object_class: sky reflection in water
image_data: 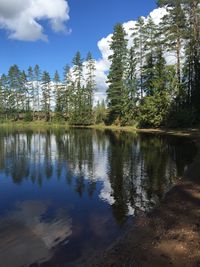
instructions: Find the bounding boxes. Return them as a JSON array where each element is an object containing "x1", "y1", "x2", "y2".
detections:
[{"x1": 0, "y1": 129, "x2": 197, "y2": 266}]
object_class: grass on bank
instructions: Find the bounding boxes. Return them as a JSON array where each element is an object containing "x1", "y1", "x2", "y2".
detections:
[
  {"x1": 0, "y1": 120, "x2": 200, "y2": 140},
  {"x1": 0, "y1": 120, "x2": 70, "y2": 131}
]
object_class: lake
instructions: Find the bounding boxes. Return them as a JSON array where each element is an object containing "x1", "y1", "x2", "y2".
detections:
[{"x1": 0, "y1": 128, "x2": 197, "y2": 267}]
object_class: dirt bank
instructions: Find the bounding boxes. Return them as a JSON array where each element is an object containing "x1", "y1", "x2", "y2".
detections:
[{"x1": 96, "y1": 181, "x2": 200, "y2": 267}]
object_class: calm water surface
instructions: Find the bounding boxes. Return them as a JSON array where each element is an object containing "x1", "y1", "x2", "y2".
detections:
[{"x1": 0, "y1": 128, "x2": 197, "y2": 267}]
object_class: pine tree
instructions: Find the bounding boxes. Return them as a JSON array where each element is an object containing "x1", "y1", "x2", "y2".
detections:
[
  {"x1": 122, "y1": 46, "x2": 138, "y2": 125},
  {"x1": 71, "y1": 51, "x2": 84, "y2": 124},
  {"x1": 54, "y1": 70, "x2": 63, "y2": 121},
  {"x1": 63, "y1": 65, "x2": 74, "y2": 121},
  {"x1": 21, "y1": 71, "x2": 28, "y2": 112},
  {"x1": 27, "y1": 66, "x2": 35, "y2": 115},
  {"x1": 183, "y1": 0, "x2": 200, "y2": 115},
  {"x1": 21, "y1": 71, "x2": 33, "y2": 121},
  {"x1": 152, "y1": 47, "x2": 167, "y2": 92},
  {"x1": 85, "y1": 52, "x2": 96, "y2": 124},
  {"x1": 142, "y1": 17, "x2": 159, "y2": 96},
  {"x1": 140, "y1": 45, "x2": 171, "y2": 127},
  {"x1": 1, "y1": 74, "x2": 9, "y2": 119},
  {"x1": 34, "y1": 64, "x2": 41, "y2": 114},
  {"x1": 132, "y1": 17, "x2": 147, "y2": 100},
  {"x1": 158, "y1": 0, "x2": 186, "y2": 106},
  {"x1": 41, "y1": 71, "x2": 51, "y2": 122},
  {"x1": 107, "y1": 23, "x2": 128, "y2": 125},
  {"x1": 8, "y1": 65, "x2": 24, "y2": 120}
]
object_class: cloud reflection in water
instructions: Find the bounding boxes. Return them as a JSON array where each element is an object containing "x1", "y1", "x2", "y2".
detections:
[{"x1": 0, "y1": 200, "x2": 72, "y2": 267}]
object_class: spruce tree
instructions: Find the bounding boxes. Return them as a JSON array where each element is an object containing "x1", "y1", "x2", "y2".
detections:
[
  {"x1": 123, "y1": 46, "x2": 138, "y2": 125},
  {"x1": 85, "y1": 52, "x2": 96, "y2": 124},
  {"x1": 107, "y1": 23, "x2": 128, "y2": 125},
  {"x1": 54, "y1": 70, "x2": 63, "y2": 121},
  {"x1": 72, "y1": 51, "x2": 84, "y2": 124}
]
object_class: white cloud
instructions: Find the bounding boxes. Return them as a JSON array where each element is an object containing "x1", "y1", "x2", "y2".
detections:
[
  {"x1": 149, "y1": 7, "x2": 167, "y2": 24},
  {"x1": 0, "y1": 0, "x2": 70, "y2": 41}
]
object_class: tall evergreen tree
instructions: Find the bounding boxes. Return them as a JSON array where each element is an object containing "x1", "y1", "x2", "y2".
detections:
[
  {"x1": 142, "y1": 17, "x2": 159, "y2": 96},
  {"x1": 85, "y1": 52, "x2": 96, "y2": 124},
  {"x1": 1, "y1": 74, "x2": 9, "y2": 119},
  {"x1": 21, "y1": 71, "x2": 28, "y2": 112},
  {"x1": 71, "y1": 51, "x2": 84, "y2": 124},
  {"x1": 34, "y1": 64, "x2": 41, "y2": 113},
  {"x1": 107, "y1": 23, "x2": 128, "y2": 125},
  {"x1": 54, "y1": 70, "x2": 63, "y2": 120},
  {"x1": 41, "y1": 71, "x2": 51, "y2": 122},
  {"x1": 8, "y1": 65, "x2": 24, "y2": 119},
  {"x1": 63, "y1": 65, "x2": 74, "y2": 121},
  {"x1": 132, "y1": 17, "x2": 147, "y2": 100},
  {"x1": 140, "y1": 45, "x2": 172, "y2": 127},
  {"x1": 183, "y1": 0, "x2": 200, "y2": 115},
  {"x1": 27, "y1": 66, "x2": 35, "y2": 114},
  {"x1": 158, "y1": 0, "x2": 186, "y2": 106},
  {"x1": 123, "y1": 46, "x2": 138, "y2": 125}
]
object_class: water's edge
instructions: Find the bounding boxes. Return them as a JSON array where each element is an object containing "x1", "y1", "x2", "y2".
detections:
[{"x1": 96, "y1": 134, "x2": 200, "y2": 267}]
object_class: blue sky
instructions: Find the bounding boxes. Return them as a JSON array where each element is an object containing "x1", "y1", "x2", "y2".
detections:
[{"x1": 0, "y1": 0, "x2": 156, "y2": 77}]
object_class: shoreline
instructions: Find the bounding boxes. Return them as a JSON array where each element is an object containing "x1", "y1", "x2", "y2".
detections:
[
  {"x1": 0, "y1": 121, "x2": 200, "y2": 137},
  {"x1": 96, "y1": 180, "x2": 200, "y2": 267},
  {"x1": 95, "y1": 132, "x2": 200, "y2": 267}
]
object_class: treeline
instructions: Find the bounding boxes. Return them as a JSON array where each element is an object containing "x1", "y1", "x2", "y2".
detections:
[
  {"x1": 107, "y1": 0, "x2": 200, "y2": 127},
  {"x1": 0, "y1": 52, "x2": 98, "y2": 125},
  {"x1": 1, "y1": 0, "x2": 200, "y2": 127}
]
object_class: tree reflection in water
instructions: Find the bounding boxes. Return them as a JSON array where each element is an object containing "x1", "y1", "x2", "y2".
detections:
[
  {"x1": 0, "y1": 129, "x2": 196, "y2": 223},
  {"x1": 0, "y1": 128, "x2": 197, "y2": 266}
]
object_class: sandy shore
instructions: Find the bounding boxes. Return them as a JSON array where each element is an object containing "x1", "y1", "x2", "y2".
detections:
[{"x1": 96, "y1": 181, "x2": 200, "y2": 267}]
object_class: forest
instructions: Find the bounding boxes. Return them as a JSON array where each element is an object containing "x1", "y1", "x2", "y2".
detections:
[{"x1": 0, "y1": 0, "x2": 200, "y2": 128}]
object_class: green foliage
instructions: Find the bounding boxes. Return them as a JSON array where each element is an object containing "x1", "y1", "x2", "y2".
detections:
[
  {"x1": 41, "y1": 71, "x2": 51, "y2": 122},
  {"x1": 24, "y1": 111, "x2": 33, "y2": 122},
  {"x1": 94, "y1": 100, "x2": 107, "y2": 124},
  {"x1": 139, "y1": 92, "x2": 171, "y2": 127},
  {"x1": 54, "y1": 70, "x2": 64, "y2": 121},
  {"x1": 69, "y1": 51, "x2": 95, "y2": 125},
  {"x1": 107, "y1": 23, "x2": 128, "y2": 125}
]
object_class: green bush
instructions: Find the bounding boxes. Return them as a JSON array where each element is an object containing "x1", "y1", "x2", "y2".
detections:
[
  {"x1": 139, "y1": 92, "x2": 171, "y2": 128},
  {"x1": 24, "y1": 111, "x2": 33, "y2": 122}
]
